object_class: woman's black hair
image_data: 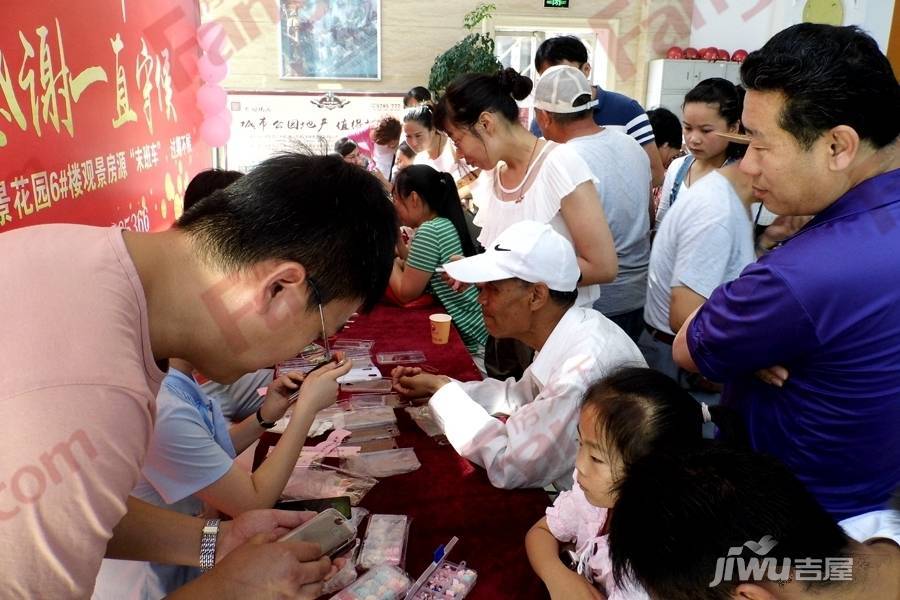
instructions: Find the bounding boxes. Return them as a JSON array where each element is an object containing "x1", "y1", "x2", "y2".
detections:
[
  {"x1": 403, "y1": 86, "x2": 432, "y2": 108},
  {"x1": 581, "y1": 367, "x2": 747, "y2": 488},
  {"x1": 334, "y1": 137, "x2": 358, "y2": 157},
  {"x1": 434, "y1": 67, "x2": 533, "y2": 132},
  {"x1": 393, "y1": 165, "x2": 476, "y2": 257},
  {"x1": 403, "y1": 104, "x2": 435, "y2": 131},
  {"x1": 683, "y1": 77, "x2": 747, "y2": 160}
]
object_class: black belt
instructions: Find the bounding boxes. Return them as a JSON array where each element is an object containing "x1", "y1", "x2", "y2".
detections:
[{"x1": 644, "y1": 322, "x2": 675, "y2": 345}]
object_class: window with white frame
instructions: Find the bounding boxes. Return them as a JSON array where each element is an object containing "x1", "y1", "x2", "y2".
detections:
[{"x1": 494, "y1": 28, "x2": 610, "y2": 92}]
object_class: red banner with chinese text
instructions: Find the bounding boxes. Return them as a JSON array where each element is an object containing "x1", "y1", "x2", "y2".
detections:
[{"x1": 0, "y1": 0, "x2": 211, "y2": 233}]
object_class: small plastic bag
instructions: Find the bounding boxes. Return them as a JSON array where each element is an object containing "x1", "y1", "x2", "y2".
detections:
[
  {"x1": 342, "y1": 447, "x2": 421, "y2": 478},
  {"x1": 359, "y1": 514, "x2": 411, "y2": 570},
  {"x1": 376, "y1": 350, "x2": 427, "y2": 364},
  {"x1": 281, "y1": 461, "x2": 378, "y2": 506},
  {"x1": 333, "y1": 338, "x2": 376, "y2": 351},
  {"x1": 341, "y1": 378, "x2": 394, "y2": 393},
  {"x1": 345, "y1": 424, "x2": 400, "y2": 444},
  {"x1": 347, "y1": 394, "x2": 387, "y2": 409},
  {"x1": 321, "y1": 539, "x2": 361, "y2": 596},
  {"x1": 334, "y1": 406, "x2": 398, "y2": 430},
  {"x1": 349, "y1": 506, "x2": 370, "y2": 530},
  {"x1": 405, "y1": 405, "x2": 445, "y2": 439},
  {"x1": 410, "y1": 561, "x2": 478, "y2": 599},
  {"x1": 330, "y1": 564, "x2": 412, "y2": 600}
]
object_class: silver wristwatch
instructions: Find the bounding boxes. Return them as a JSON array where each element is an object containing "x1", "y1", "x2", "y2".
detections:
[{"x1": 199, "y1": 518, "x2": 220, "y2": 572}]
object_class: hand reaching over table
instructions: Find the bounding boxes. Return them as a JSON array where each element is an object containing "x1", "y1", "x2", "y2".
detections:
[
  {"x1": 391, "y1": 365, "x2": 451, "y2": 398},
  {"x1": 257, "y1": 371, "x2": 305, "y2": 423},
  {"x1": 298, "y1": 352, "x2": 353, "y2": 412}
]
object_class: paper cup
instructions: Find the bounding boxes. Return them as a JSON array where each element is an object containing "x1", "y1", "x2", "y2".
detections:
[{"x1": 429, "y1": 313, "x2": 452, "y2": 344}]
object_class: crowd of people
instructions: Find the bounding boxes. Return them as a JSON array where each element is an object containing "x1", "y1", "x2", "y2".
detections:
[{"x1": 1, "y1": 22, "x2": 898, "y2": 600}]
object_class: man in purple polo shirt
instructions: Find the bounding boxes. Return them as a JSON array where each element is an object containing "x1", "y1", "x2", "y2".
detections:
[{"x1": 673, "y1": 24, "x2": 900, "y2": 524}]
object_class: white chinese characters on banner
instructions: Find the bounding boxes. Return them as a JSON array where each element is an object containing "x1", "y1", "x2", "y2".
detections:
[{"x1": 225, "y1": 92, "x2": 405, "y2": 173}]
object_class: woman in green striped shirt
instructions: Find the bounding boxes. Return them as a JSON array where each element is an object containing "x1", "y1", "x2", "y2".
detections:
[{"x1": 389, "y1": 165, "x2": 488, "y2": 371}]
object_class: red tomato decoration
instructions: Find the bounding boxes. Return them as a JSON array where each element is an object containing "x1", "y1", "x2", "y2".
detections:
[
  {"x1": 684, "y1": 47, "x2": 699, "y2": 59},
  {"x1": 701, "y1": 47, "x2": 719, "y2": 61},
  {"x1": 666, "y1": 46, "x2": 684, "y2": 59},
  {"x1": 732, "y1": 49, "x2": 749, "y2": 62},
  {"x1": 717, "y1": 48, "x2": 731, "y2": 61}
]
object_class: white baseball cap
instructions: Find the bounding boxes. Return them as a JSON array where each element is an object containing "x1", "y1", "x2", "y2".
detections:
[
  {"x1": 533, "y1": 64, "x2": 598, "y2": 114},
  {"x1": 443, "y1": 221, "x2": 580, "y2": 291}
]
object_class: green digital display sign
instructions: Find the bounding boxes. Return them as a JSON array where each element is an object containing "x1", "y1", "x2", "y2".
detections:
[{"x1": 544, "y1": 0, "x2": 570, "y2": 7}]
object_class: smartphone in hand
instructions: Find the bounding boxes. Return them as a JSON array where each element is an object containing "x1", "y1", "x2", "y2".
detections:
[{"x1": 277, "y1": 508, "x2": 356, "y2": 558}]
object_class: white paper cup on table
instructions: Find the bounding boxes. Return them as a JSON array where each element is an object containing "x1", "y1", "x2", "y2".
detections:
[{"x1": 429, "y1": 313, "x2": 452, "y2": 345}]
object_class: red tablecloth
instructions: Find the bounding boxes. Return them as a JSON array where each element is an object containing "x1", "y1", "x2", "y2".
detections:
[{"x1": 258, "y1": 303, "x2": 550, "y2": 599}]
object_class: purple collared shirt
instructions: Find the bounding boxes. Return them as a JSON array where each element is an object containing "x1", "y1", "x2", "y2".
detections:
[{"x1": 687, "y1": 168, "x2": 900, "y2": 521}]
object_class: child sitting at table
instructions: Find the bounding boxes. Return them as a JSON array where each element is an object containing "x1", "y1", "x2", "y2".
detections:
[
  {"x1": 389, "y1": 165, "x2": 488, "y2": 370},
  {"x1": 93, "y1": 355, "x2": 351, "y2": 599},
  {"x1": 525, "y1": 367, "x2": 733, "y2": 600}
]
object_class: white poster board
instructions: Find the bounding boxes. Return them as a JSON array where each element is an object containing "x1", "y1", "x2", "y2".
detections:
[{"x1": 225, "y1": 92, "x2": 404, "y2": 173}]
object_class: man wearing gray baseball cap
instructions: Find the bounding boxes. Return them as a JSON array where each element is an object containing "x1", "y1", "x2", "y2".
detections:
[{"x1": 392, "y1": 221, "x2": 645, "y2": 489}]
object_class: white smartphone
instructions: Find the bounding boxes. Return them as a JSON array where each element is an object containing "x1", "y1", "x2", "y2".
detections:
[{"x1": 278, "y1": 508, "x2": 357, "y2": 557}]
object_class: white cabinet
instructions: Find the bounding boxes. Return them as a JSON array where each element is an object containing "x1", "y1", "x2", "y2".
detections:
[{"x1": 646, "y1": 59, "x2": 742, "y2": 119}]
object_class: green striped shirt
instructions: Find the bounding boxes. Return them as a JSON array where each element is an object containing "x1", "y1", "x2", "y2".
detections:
[{"x1": 406, "y1": 217, "x2": 488, "y2": 352}]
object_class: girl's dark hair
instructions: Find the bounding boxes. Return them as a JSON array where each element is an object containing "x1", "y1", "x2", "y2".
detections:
[
  {"x1": 403, "y1": 104, "x2": 435, "y2": 131},
  {"x1": 581, "y1": 367, "x2": 747, "y2": 487},
  {"x1": 373, "y1": 116, "x2": 402, "y2": 146},
  {"x1": 334, "y1": 137, "x2": 358, "y2": 157},
  {"x1": 393, "y1": 165, "x2": 476, "y2": 257},
  {"x1": 684, "y1": 77, "x2": 747, "y2": 160},
  {"x1": 397, "y1": 141, "x2": 416, "y2": 160},
  {"x1": 434, "y1": 67, "x2": 533, "y2": 131},
  {"x1": 403, "y1": 86, "x2": 432, "y2": 107}
]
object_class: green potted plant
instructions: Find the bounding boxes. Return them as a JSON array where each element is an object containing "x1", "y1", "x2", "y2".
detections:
[{"x1": 428, "y1": 3, "x2": 502, "y2": 95}]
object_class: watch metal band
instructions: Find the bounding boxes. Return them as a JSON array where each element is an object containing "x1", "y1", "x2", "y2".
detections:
[{"x1": 200, "y1": 518, "x2": 220, "y2": 572}]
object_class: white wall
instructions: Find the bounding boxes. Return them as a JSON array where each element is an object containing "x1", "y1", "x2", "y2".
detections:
[{"x1": 690, "y1": 0, "x2": 895, "y2": 54}]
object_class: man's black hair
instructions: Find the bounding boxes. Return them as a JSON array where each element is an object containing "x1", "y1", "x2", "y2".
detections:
[
  {"x1": 177, "y1": 152, "x2": 397, "y2": 312},
  {"x1": 534, "y1": 35, "x2": 588, "y2": 71},
  {"x1": 741, "y1": 23, "x2": 900, "y2": 150},
  {"x1": 183, "y1": 169, "x2": 244, "y2": 213},
  {"x1": 647, "y1": 107, "x2": 682, "y2": 150}
]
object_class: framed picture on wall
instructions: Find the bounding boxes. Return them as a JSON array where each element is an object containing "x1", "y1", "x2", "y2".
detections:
[{"x1": 279, "y1": 0, "x2": 381, "y2": 80}]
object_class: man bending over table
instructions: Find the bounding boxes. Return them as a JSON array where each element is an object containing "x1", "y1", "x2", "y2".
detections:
[
  {"x1": 392, "y1": 221, "x2": 645, "y2": 489},
  {"x1": 0, "y1": 153, "x2": 397, "y2": 599}
]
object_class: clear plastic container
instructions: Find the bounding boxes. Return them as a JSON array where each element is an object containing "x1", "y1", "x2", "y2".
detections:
[
  {"x1": 330, "y1": 563, "x2": 412, "y2": 600},
  {"x1": 359, "y1": 514, "x2": 410, "y2": 570}
]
